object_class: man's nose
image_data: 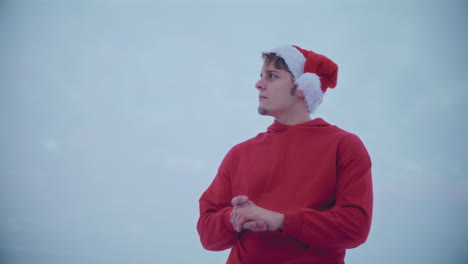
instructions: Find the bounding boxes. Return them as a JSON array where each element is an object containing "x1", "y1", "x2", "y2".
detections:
[{"x1": 255, "y1": 79, "x2": 265, "y2": 90}]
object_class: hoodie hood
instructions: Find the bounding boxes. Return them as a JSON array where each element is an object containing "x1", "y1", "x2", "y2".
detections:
[{"x1": 267, "y1": 118, "x2": 332, "y2": 134}]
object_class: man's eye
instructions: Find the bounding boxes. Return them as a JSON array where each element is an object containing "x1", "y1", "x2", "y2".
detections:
[{"x1": 269, "y1": 73, "x2": 276, "y2": 79}]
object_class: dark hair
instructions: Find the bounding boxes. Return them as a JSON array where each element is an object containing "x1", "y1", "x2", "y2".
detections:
[{"x1": 262, "y1": 52, "x2": 293, "y2": 76}]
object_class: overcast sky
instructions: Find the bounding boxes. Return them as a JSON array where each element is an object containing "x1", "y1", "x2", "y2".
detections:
[{"x1": 1, "y1": 0, "x2": 467, "y2": 263}]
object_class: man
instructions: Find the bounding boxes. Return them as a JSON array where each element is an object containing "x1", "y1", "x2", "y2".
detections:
[{"x1": 197, "y1": 45, "x2": 373, "y2": 264}]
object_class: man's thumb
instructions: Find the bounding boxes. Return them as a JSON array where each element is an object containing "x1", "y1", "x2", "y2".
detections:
[{"x1": 231, "y1": 195, "x2": 249, "y2": 206}]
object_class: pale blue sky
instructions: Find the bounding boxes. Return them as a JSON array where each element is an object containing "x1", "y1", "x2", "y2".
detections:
[{"x1": 1, "y1": 0, "x2": 467, "y2": 263}]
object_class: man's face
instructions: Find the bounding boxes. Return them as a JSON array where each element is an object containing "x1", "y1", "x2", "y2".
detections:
[{"x1": 255, "y1": 61, "x2": 298, "y2": 118}]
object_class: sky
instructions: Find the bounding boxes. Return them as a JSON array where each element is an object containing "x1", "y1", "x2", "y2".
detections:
[{"x1": 0, "y1": 0, "x2": 467, "y2": 263}]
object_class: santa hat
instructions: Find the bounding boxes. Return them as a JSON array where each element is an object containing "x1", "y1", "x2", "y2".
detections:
[{"x1": 265, "y1": 45, "x2": 338, "y2": 114}]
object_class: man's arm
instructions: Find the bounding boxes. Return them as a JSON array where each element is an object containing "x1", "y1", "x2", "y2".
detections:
[
  {"x1": 279, "y1": 149, "x2": 372, "y2": 250},
  {"x1": 231, "y1": 134, "x2": 373, "y2": 250},
  {"x1": 197, "y1": 149, "x2": 239, "y2": 251}
]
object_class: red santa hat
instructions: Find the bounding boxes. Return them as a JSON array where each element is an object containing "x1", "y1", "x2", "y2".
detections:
[{"x1": 265, "y1": 45, "x2": 338, "y2": 114}]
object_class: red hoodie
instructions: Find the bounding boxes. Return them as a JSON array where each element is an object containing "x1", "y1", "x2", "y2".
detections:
[{"x1": 197, "y1": 118, "x2": 373, "y2": 264}]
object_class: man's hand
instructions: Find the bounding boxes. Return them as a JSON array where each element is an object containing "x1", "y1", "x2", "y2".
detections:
[
  {"x1": 230, "y1": 195, "x2": 284, "y2": 232},
  {"x1": 231, "y1": 195, "x2": 267, "y2": 231}
]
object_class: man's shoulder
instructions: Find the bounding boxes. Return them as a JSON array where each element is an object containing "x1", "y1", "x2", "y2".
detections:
[
  {"x1": 230, "y1": 132, "x2": 267, "y2": 151},
  {"x1": 322, "y1": 121, "x2": 364, "y2": 141},
  {"x1": 219, "y1": 133, "x2": 266, "y2": 162},
  {"x1": 329, "y1": 125, "x2": 370, "y2": 159}
]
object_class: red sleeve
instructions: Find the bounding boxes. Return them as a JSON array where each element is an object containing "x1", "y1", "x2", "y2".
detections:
[
  {"x1": 197, "y1": 148, "x2": 238, "y2": 251},
  {"x1": 279, "y1": 134, "x2": 373, "y2": 250}
]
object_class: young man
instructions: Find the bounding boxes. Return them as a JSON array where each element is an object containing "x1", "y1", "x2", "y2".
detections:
[{"x1": 197, "y1": 45, "x2": 373, "y2": 264}]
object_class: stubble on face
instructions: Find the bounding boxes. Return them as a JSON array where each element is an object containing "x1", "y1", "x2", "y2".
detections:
[
  {"x1": 289, "y1": 85, "x2": 297, "y2": 96},
  {"x1": 258, "y1": 106, "x2": 269, "y2": 115}
]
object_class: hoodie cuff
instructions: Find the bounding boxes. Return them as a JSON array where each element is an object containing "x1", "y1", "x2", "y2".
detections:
[
  {"x1": 278, "y1": 210, "x2": 303, "y2": 238},
  {"x1": 223, "y1": 207, "x2": 236, "y2": 233}
]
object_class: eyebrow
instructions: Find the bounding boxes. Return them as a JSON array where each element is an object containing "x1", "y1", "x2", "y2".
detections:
[{"x1": 260, "y1": 70, "x2": 280, "y2": 76}]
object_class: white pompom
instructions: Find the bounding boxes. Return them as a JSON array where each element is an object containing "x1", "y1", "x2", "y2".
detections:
[{"x1": 295, "y1": 73, "x2": 323, "y2": 114}]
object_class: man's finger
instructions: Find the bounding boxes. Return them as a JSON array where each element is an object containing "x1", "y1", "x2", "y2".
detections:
[
  {"x1": 235, "y1": 214, "x2": 245, "y2": 232},
  {"x1": 231, "y1": 195, "x2": 249, "y2": 206},
  {"x1": 243, "y1": 220, "x2": 267, "y2": 232},
  {"x1": 230, "y1": 208, "x2": 235, "y2": 225}
]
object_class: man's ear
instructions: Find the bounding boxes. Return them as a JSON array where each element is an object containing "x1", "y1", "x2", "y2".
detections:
[{"x1": 296, "y1": 87, "x2": 305, "y2": 99}]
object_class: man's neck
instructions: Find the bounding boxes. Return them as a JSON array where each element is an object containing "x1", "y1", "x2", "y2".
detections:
[{"x1": 275, "y1": 113, "x2": 311, "y2": 126}]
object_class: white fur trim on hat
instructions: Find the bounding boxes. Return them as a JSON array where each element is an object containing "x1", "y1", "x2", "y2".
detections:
[
  {"x1": 267, "y1": 45, "x2": 305, "y2": 80},
  {"x1": 295, "y1": 73, "x2": 323, "y2": 114}
]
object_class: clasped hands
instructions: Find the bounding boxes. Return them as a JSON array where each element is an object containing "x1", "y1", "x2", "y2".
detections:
[{"x1": 229, "y1": 195, "x2": 284, "y2": 232}]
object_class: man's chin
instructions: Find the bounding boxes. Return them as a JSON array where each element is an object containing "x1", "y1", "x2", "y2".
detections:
[{"x1": 258, "y1": 106, "x2": 269, "y2": 115}]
